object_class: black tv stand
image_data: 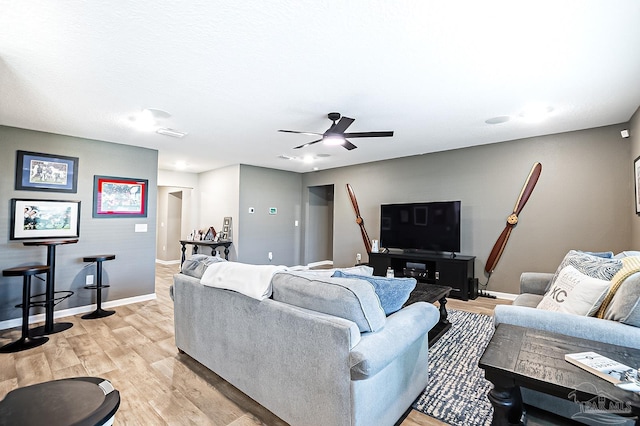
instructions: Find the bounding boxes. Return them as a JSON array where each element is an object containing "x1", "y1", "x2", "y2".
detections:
[{"x1": 368, "y1": 251, "x2": 476, "y2": 300}]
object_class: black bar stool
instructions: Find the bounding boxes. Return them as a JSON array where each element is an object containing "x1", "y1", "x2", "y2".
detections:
[
  {"x1": 1, "y1": 265, "x2": 50, "y2": 353},
  {"x1": 82, "y1": 255, "x2": 116, "y2": 319}
]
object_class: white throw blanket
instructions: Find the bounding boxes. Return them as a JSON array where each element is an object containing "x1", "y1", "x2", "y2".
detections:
[{"x1": 200, "y1": 262, "x2": 288, "y2": 300}]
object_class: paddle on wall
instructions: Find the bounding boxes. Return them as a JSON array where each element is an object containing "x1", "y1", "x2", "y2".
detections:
[
  {"x1": 485, "y1": 162, "x2": 542, "y2": 275},
  {"x1": 346, "y1": 184, "x2": 372, "y2": 254}
]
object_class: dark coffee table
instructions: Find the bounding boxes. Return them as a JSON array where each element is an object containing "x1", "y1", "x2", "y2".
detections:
[
  {"x1": 403, "y1": 283, "x2": 452, "y2": 345},
  {"x1": 479, "y1": 324, "x2": 640, "y2": 425}
]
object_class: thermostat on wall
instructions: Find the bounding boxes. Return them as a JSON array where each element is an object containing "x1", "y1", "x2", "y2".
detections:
[{"x1": 269, "y1": 207, "x2": 277, "y2": 215}]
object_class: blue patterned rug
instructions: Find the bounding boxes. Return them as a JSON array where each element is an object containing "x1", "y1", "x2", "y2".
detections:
[{"x1": 413, "y1": 309, "x2": 495, "y2": 426}]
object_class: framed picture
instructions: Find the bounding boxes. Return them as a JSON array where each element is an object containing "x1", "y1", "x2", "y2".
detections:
[
  {"x1": 15, "y1": 150, "x2": 79, "y2": 193},
  {"x1": 93, "y1": 175, "x2": 148, "y2": 218},
  {"x1": 10, "y1": 199, "x2": 81, "y2": 240},
  {"x1": 634, "y1": 156, "x2": 640, "y2": 215}
]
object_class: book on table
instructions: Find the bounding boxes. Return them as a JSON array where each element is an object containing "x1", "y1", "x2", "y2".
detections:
[{"x1": 565, "y1": 351, "x2": 640, "y2": 393}]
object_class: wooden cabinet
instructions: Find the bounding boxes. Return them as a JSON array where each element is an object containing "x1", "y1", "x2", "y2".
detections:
[{"x1": 368, "y1": 251, "x2": 476, "y2": 300}]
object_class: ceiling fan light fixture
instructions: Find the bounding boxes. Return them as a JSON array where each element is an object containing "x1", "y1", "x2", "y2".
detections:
[{"x1": 323, "y1": 135, "x2": 345, "y2": 146}]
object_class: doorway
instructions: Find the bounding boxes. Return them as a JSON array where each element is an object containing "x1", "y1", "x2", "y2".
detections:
[{"x1": 305, "y1": 185, "x2": 334, "y2": 265}]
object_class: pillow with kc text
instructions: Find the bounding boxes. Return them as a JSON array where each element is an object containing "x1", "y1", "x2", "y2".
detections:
[{"x1": 536, "y1": 265, "x2": 611, "y2": 316}]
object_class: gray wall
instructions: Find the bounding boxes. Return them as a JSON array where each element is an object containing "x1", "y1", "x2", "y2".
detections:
[
  {"x1": 302, "y1": 124, "x2": 632, "y2": 294},
  {"x1": 197, "y1": 165, "x2": 240, "y2": 260},
  {"x1": 630, "y1": 107, "x2": 640, "y2": 248},
  {"x1": 0, "y1": 126, "x2": 157, "y2": 322},
  {"x1": 237, "y1": 165, "x2": 302, "y2": 265}
]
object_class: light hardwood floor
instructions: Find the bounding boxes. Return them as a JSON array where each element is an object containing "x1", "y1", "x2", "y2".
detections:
[{"x1": 0, "y1": 264, "x2": 511, "y2": 425}]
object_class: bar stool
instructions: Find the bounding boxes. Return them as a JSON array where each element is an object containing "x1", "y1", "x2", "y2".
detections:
[
  {"x1": 1, "y1": 265, "x2": 50, "y2": 353},
  {"x1": 82, "y1": 255, "x2": 116, "y2": 319},
  {"x1": 0, "y1": 376, "x2": 120, "y2": 425}
]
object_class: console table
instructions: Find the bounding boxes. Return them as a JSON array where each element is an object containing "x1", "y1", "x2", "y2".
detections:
[
  {"x1": 479, "y1": 324, "x2": 640, "y2": 425},
  {"x1": 23, "y1": 239, "x2": 77, "y2": 335},
  {"x1": 180, "y1": 240, "x2": 232, "y2": 266}
]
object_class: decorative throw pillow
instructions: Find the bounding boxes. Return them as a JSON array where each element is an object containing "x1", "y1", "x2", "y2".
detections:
[
  {"x1": 602, "y1": 268, "x2": 640, "y2": 327},
  {"x1": 180, "y1": 254, "x2": 227, "y2": 279},
  {"x1": 332, "y1": 271, "x2": 416, "y2": 315},
  {"x1": 536, "y1": 265, "x2": 611, "y2": 316},
  {"x1": 544, "y1": 250, "x2": 622, "y2": 293},
  {"x1": 271, "y1": 271, "x2": 386, "y2": 332}
]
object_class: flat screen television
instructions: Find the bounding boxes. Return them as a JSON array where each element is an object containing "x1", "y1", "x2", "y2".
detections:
[{"x1": 380, "y1": 201, "x2": 461, "y2": 254}]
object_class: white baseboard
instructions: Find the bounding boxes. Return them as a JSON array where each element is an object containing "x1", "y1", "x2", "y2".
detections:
[
  {"x1": 0, "y1": 293, "x2": 157, "y2": 331},
  {"x1": 483, "y1": 291, "x2": 518, "y2": 301},
  {"x1": 155, "y1": 259, "x2": 181, "y2": 265}
]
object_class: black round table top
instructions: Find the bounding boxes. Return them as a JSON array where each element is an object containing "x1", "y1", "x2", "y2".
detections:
[
  {"x1": 23, "y1": 239, "x2": 79, "y2": 247},
  {"x1": 83, "y1": 254, "x2": 116, "y2": 262},
  {"x1": 2, "y1": 265, "x2": 50, "y2": 277},
  {"x1": 0, "y1": 377, "x2": 120, "y2": 426}
]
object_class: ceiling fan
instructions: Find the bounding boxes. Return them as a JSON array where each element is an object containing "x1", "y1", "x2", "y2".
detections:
[{"x1": 278, "y1": 112, "x2": 394, "y2": 150}]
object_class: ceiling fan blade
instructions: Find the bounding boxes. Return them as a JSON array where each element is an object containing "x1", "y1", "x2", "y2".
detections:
[
  {"x1": 513, "y1": 162, "x2": 542, "y2": 215},
  {"x1": 278, "y1": 130, "x2": 324, "y2": 136},
  {"x1": 343, "y1": 131, "x2": 394, "y2": 138},
  {"x1": 293, "y1": 139, "x2": 323, "y2": 149},
  {"x1": 346, "y1": 184, "x2": 372, "y2": 253},
  {"x1": 484, "y1": 225, "x2": 513, "y2": 274},
  {"x1": 329, "y1": 116, "x2": 355, "y2": 134},
  {"x1": 342, "y1": 140, "x2": 357, "y2": 150}
]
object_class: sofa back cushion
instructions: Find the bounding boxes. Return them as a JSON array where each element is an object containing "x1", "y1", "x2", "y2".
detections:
[
  {"x1": 180, "y1": 254, "x2": 227, "y2": 278},
  {"x1": 271, "y1": 271, "x2": 386, "y2": 332}
]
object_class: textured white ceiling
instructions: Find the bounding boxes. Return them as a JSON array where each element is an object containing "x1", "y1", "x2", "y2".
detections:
[{"x1": 1, "y1": 1, "x2": 639, "y2": 173}]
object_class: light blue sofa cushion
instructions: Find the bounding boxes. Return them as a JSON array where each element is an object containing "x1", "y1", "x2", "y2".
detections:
[
  {"x1": 180, "y1": 254, "x2": 227, "y2": 278},
  {"x1": 271, "y1": 271, "x2": 386, "y2": 332},
  {"x1": 332, "y1": 271, "x2": 416, "y2": 315},
  {"x1": 603, "y1": 271, "x2": 640, "y2": 327},
  {"x1": 545, "y1": 250, "x2": 623, "y2": 292}
]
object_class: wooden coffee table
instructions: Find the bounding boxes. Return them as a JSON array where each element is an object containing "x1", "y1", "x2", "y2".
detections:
[
  {"x1": 403, "y1": 283, "x2": 452, "y2": 345},
  {"x1": 479, "y1": 324, "x2": 640, "y2": 425}
]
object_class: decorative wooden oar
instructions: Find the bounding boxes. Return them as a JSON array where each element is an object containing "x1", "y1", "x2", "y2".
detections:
[
  {"x1": 485, "y1": 162, "x2": 542, "y2": 274},
  {"x1": 346, "y1": 184, "x2": 372, "y2": 254}
]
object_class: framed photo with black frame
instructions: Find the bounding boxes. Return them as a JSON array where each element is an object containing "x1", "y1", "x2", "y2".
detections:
[
  {"x1": 93, "y1": 175, "x2": 148, "y2": 218},
  {"x1": 10, "y1": 198, "x2": 81, "y2": 240},
  {"x1": 15, "y1": 150, "x2": 79, "y2": 193},
  {"x1": 634, "y1": 155, "x2": 640, "y2": 215}
]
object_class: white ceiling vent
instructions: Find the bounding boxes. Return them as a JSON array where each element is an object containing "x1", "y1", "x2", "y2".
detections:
[{"x1": 156, "y1": 128, "x2": 187, "y2": 138}]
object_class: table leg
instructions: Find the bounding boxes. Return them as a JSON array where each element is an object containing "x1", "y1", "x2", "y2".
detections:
[
  {"x1": 438, "y1": 295, "x2": 450, "y2": 325},
  {"x1": 224, "y1": 245, "x2": 230, "y2": 260},
  {"x1": 180, "y1": 243, "x2": 187, "y2": 267},
  {"x1": 30, "y1": 245, "x2": 72, "y2": 336},
  {"x1": 487, "y1": 385, "x2": 525, "y2": 426}
]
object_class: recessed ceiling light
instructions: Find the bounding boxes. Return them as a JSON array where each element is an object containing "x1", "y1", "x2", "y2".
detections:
[{"x1": 485, "y1": 116, "x2": 510, "y2": 125}]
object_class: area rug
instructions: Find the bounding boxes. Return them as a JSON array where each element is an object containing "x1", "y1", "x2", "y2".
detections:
[{"x1": 413, "y1": 309, "x2": 494, "y2": 426}]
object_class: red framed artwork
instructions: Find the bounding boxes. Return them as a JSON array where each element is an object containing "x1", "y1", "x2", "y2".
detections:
[{"x1": 93, "y1": 175, "x2": 148, "y2": 218}]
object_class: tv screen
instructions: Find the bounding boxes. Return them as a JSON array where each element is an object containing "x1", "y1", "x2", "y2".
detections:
[{"x1": 380, "y1": 201, "x2": 461, "y2": 253}]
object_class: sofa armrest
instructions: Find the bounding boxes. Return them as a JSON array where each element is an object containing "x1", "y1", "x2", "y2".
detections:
[
  {"x1": 349, "y1": 302, "x2": 439, "y2": 380},
  {"x1": 494, "y1": 305, "x2": 640, "y2": 349},
  {"x1": 520, "y1": 272, "x2": 554, "y2": 295}
]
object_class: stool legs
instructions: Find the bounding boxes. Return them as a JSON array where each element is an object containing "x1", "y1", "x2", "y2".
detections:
[
  {"x1": 82, "y1": 260, "x2": 115, "y2": 319},
  {"x1": 1, "y1": 274, "x2": 49, "y2": 353}
]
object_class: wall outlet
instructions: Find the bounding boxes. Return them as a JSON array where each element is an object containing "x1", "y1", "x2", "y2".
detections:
[
  {"x1": 356, "y1": 253, "x2": 362, "y2": 263},
  {"x1": 268, "y1": 252, "x2": 273, "y2": 261},
  {"x1": 86, "y1": 275, "x2": 94, "y2": 285}
]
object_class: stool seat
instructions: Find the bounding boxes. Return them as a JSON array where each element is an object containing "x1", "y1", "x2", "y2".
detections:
[
  {"x1": 3, "y1": 265, "x2": 50, "y2": 277},
  {"x1": 0, "y1": 377, "x2": 120, "y2": 426},
  {"x1": 2, "y1": 265, "x2": 50, "y2": 353},
  {"x1": 83, "y1": 255, "x2": 116, "y2": 263}
]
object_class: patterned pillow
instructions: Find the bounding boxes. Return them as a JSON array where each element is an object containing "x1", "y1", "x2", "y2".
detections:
[
  {"x1": 180, "y1": 254, "x2": 227, "y2": 278},
  {"x1": 332, "y1": 271, "x2": 416, "y2": 315},
  {"x1": 545, "y1": 250, "x2": 622, "y2": 293}
]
